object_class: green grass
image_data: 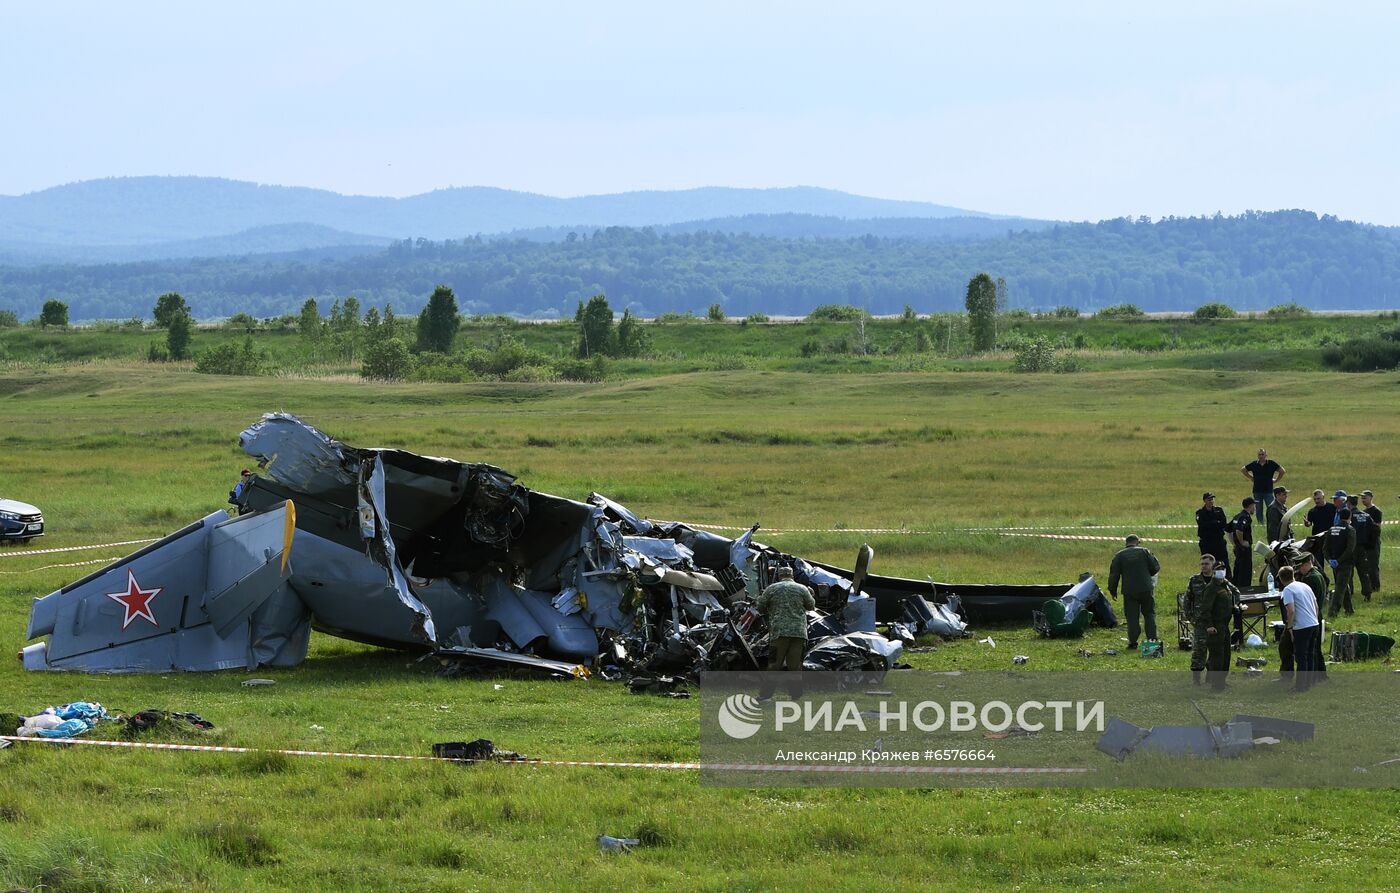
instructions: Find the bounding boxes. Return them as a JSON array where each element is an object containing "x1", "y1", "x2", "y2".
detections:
[
  {"x1": 1, "y1": 365, "x2": 1399, "y2": 890},
  {"x1": 5, "y1": 311, "x2": 1398, "y2": 377}
]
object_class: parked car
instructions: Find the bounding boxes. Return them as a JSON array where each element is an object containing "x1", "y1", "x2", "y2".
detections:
[{"x1": 0, "y1": 497, "x2": 44, "y2": 543}]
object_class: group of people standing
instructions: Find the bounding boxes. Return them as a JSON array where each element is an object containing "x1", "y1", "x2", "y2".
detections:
[
  {"x1": 1108, "y1": 447, "x2": 1386, "y2": 692},
  {"x1": 1194, "y1": 449, "x2": 1383, "y2": 611}
]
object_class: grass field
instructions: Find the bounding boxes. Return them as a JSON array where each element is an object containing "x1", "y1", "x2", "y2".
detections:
[
  {"x1": 2, "y1": 365, "x2": 1399, "y2": 891},
  {"x1": 4, "y1": 310, "x2": 1397, "y2": 377}
]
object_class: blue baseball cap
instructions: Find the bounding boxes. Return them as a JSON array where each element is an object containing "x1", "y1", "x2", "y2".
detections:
[{"x1": 1334, "y1": 489, "x2": 1348, "y2": 499}]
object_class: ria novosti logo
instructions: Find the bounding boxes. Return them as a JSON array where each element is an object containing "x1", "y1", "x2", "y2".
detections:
[
  {"x1": 715, "y1": 693, "x2": 1106, "y2": 739},
  {"x1": 717, "y1": 693, "x2": 765, "y2": 739}
]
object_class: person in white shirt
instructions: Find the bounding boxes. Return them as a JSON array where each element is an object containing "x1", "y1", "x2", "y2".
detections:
[{"x1": 1277, "y1": 566, "x2": 1320, "y2": 691}]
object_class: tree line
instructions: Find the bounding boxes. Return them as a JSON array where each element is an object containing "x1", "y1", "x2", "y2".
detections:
[{"x1": 1, "y1": 210, "x2": 1397, "y2": 322}]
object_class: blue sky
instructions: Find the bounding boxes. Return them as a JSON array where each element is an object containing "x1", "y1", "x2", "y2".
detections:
[{"x1": 3, "y1": 1, "x2": 1396, "y2": 223}]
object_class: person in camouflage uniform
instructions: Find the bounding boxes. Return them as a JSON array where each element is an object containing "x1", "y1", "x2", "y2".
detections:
[
  {"x1": 756, "y1": 565, "x2": 815, "y2": 699},
  {"x1": 1185, "y1": 554, "x2": 1238, "y2": 688},
  {"x1": 1297, "y1": 552, "x2": 1328, "y2": 679},
  {"x1": 1108, "y1": 534, "x2": 1161, "y2": 649},
  {"x1": 1192, "y1": 554, "x2": 1237, "y2": 694}
]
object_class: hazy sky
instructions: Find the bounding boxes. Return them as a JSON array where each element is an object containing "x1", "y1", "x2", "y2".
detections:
[{"x1": 3, "y1": 2, "x2": 1397, "y2": 223}]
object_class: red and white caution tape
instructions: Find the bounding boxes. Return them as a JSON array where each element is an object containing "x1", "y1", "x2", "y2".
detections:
[
  {"x1": 962, "y1": 524, "x2": 1198, "y2": 532},
  {"x1": 688, "y1": 524, "x2": 933, "y2": 534},
  {"x1": 0, "y1": 735, "x2": 1087, "y2": 775},
  {"x1": 997, "y1": 532, "x2": 1200, "y2": 545},
  {"x1": 0, "y1": 538, "x2": 156, "y2": 560},
  {"x1": 0, "y1": 557, "x2": 120, "y2": 575}
]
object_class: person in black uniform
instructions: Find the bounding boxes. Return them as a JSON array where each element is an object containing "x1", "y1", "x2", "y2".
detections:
[
  {"x1": 1196, "y1": 492, "x2": 1230, "y2": 576},
  {"x1": 1230, "y1": 497, "x2": 1255, "y2": 589},
  {"x1": 1303, "y1": 489, "x2": 1333, "y2": 587},
  {"x1": 1348, "y1": 494, "x2": 1376, "y2": 602},
  {"x1": 1266, "y1": 485, "x2": 1291, "y2": 542},
  {"x1": 1361, "y1": 490, "x2": 1382, "y2": 593}
]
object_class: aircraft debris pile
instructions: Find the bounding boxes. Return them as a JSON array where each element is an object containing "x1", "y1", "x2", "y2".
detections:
[{"x1": 23, "y1": 413, "x2": 1001, "y2": 675}]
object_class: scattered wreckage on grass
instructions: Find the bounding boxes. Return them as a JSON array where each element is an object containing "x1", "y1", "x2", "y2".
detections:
[
  {"x1": 23, "y1": 413, "x2": 1074, "y2": 678},
  {"x1": 1098, "y1": 704, "x2": 1315, "y2": 761}
]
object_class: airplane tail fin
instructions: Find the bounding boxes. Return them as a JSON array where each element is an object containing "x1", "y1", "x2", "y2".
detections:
[{"x1": 23, "y1": 502, "x2": 309, "y2": 672}]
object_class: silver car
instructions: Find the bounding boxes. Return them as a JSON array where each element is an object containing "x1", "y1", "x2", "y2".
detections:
[{"x1": 0, "y1": 497, "x2": 44, "y2": 543}]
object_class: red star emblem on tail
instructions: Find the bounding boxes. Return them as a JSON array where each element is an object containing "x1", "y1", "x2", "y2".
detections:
[{"x1": 105, "y1": 569, "x2": 161, "y2": 630}]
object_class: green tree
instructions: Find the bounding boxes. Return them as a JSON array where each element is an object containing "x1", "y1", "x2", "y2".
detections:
[
  {"x1": 40, "y1": 299, "x2": 69, "y2": 327},
  {"x1": 167, "y1": 309, "x2": 193, "y2": 359},
  {"x1": 361, "y1": 337, "x2": 414, "y2": 380},
  {"x1": 1193, "y1": 302, "x2": 1237, "y2": 319},
  {"x1": 576, "y1": 294, "x2": 615, "y2": 358},
  {"x1": 416, "y1": 286, "x2": 460, "y2": 353},
  {"x1": 152, "y1": 292, "x2": 189, "y2": 328},
  {"x1": 964, "y1": 273, "x2": 997, "y2": 352},
  {"x1": 1012, "y1": 335, "x2": 1056, "y2": 372},
  {"x1": 615, "y1": 308, "x2": 651, "y2": 357},
  {"x1": 382, "y1": 303, "x2": 397, "y2": 339},
  {"x1": 224, "y1": 312, "x2": 257, "y2": 331},
  {"x1": 298, "y1": 299, "x2": 322, "y2": 339},
  {"x1": 707, "y1": 303, "x2": 726, "y2": 322},
  {"x1": 341, "y1": 297, "x2": 361, "y2": 330},
  {"x1": 1095, "y1": 304, "x2": 1145, "y2": 320},
  {"x1": 0, "y1": 309, "x2": 19, "y2": 328},
  {"x1": 363, "y1": 306, "x2": 382, "y2": 347},
  {"x1": 806, "y1": 304, "x2": 868, "y2": 322},
  {"x1": 194, "y1": 335, "x2": 263, "y2": 375}
]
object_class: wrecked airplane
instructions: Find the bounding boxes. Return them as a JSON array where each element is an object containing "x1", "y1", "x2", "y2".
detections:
[{"x1": 22, "y1": 413, "x2": 1070, "y2": 676}]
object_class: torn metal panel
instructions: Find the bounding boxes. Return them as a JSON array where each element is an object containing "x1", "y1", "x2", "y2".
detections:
[
  {"x1": 623, "y1": 536, "x2": 694, "y2": 565},
  {"x1": 842, "y1": 594, "x2": 876, "y2": 633},
  {"x1": 588, "y1": 492, "x2": 654, "y2": 535},
  {"x1": 481, "y1": 576, "x2": 598, "y2": 660},
  {"x1": 435, "y1": 644, "x2": 588, "y2": 679},
  {"x1": 239, "y1": 413, "x2": 360, "y2": 492},
  {"x1": 728, "y1": 524, "x2": 760, "y2": 600},
  {"x1": 1096, "y1": 717, "x2": 1147, "y2": 760},
  {"x1": 1098, "y1": 716, "x2": 1259, "y2": 760},
  {"x1": 803, "y1": 632, "x2": 905, "y2": 671},
  {"x1": 1229, "y1": 715, "x2": 1315, "y2": 742},
  {"x1": 650, "y1": 567, "x2": 726, "y2": 592},
  {"x1": 902, "y1": 594, "x2": 967, "y2": 638}
]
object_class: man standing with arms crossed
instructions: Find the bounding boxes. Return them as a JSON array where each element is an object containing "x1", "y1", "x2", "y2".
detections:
[
  {"x1": 1241, "y1": 449, "x2": 1285, "y2": 522},
  {"x1": 1108, "y1": 534, "x2": 1161, "y2": 651}
]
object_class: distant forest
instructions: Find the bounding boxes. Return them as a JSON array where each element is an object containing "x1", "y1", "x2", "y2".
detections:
[{"x1": 1, "y1": 210, "x2": 1397, "y2": 320}]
